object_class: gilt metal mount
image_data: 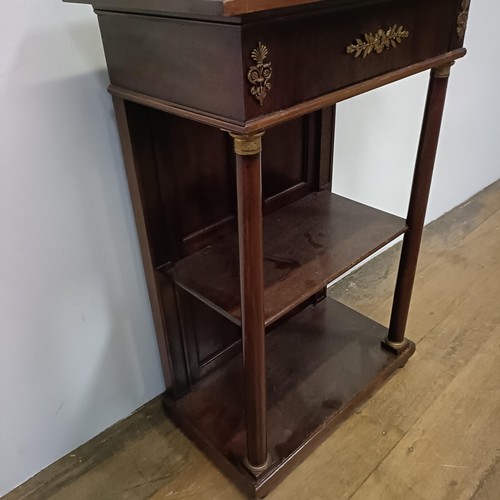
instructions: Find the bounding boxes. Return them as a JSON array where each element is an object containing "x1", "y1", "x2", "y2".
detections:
[
  {"x1": 457, "y1": 0, "x2": 470, "y2": 39},
  {"x1": 347, "y1": 25, "x2": 409, "y2": 58},
  {"x1": 247, "y1": 43, "x2": 272, "y2": 105},
  {"x1": 229, "y1": 132, "x2": 264, "y2": 156},
  {"x1": 434, "y1": 61, "x2": 455, "y2": 79}
]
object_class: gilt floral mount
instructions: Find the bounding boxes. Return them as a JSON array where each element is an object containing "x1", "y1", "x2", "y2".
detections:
[
  {"x1": 347, "y1": 25, "x2": 409, "y2": 58},
  {"x1": 457, "y1": 0, "x2": 470, "y2": 39},
  {"x1": 247, "y1": 43, "x2": 272, "y2": 105}
]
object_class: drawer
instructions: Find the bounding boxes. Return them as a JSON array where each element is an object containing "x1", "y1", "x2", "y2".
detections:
[
  {"x1": 242, "y1": 0, "x2": 463, "y2": 118},
  {"x1": 98, "y1": 12, "x2": 247, "y2": 122},
  {"x1": 98, "y1": 0, "x2": 466, "y2": 124}
]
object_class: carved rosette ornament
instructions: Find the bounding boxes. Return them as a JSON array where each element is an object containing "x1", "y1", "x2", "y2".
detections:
[
  {"x1": 457, "y1": 0, "x2": 470, "y2": 39},
  {"x1": 247, "y1": 43, "x2": 272, "y2": 106},
  {"x1": 347, "y1": 25, "x2": 409, "y2": 58}
]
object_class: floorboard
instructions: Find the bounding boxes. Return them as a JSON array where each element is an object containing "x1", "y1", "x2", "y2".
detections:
[{"x1": 5, "y1": 179, "x2": 500, "y2": 500}]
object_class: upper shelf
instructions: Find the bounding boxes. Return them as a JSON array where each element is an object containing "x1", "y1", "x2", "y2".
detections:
[{"x1": 161, "y1": 191, "x2": 407, "y2": 327}]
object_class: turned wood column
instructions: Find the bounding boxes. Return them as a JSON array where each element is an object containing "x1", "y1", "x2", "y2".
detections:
[
  {"x1": 384, "y1": 63, "x2": 453, "y2": 354},
  {"x1": 229, "y1": 131, "x2": 270, "y2": 473}
]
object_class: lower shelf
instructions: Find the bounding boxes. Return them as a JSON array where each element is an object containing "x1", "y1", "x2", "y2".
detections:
[{"x1": 163, "y1": 297, "x2": 415, "y2": 497}]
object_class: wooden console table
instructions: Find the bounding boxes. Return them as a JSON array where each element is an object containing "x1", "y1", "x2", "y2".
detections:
[{"x1": 64, "y1": 0, "x2": 470, "y2": 495}]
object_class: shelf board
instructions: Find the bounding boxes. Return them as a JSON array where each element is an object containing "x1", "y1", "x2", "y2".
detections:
[
  {"x1": 163, "y1": 297, "x2": 415, "y2": 497},
  {"x1": 163, "y1": 191, "x2": 407, "y2": 327}
]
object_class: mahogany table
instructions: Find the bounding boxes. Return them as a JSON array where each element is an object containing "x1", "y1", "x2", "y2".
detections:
[{"x1": 64, "y1": 0, "x2": 471, "y2": 495}]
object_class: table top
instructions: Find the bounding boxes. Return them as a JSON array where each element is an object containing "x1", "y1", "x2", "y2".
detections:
[{"x1": 64, "y1": 0, "x2": 390, "y2": 18}]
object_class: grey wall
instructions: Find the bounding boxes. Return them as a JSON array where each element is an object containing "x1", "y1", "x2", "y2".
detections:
[{"x1": 0, "y1": 2, "x2": 164, "y2": 495}]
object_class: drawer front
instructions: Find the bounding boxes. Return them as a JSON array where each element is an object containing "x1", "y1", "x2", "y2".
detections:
[
  {"x1": 99, "y1": 0, "x2": 466, "y2": 124},
  {"x1": 242, "y1": 0, "x2": 462, "y2": 119}
]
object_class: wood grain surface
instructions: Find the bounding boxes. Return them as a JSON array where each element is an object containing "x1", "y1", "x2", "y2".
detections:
[{"x1": 167, "y1": 192, "x2": 407, "y2": 327}]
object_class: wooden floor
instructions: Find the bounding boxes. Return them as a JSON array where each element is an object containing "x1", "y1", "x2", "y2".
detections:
[{"x1": 7, "y1": 180, "x2": 500, "y2": 500}]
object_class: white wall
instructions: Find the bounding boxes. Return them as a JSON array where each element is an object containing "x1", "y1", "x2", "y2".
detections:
[
  {"x1": 0, "y1": 2, "x2": 164, "y2": 495},
  {"x1": 1, "y1": 0, "x2": 498, "y2": 496}
]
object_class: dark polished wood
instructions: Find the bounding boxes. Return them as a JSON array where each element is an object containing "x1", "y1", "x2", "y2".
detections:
[
  {"x1": 66, "y1": 0, "x2": 469, "y2": 494},
  {"x1": 318, "y1": 106, "x2": 335, "y2": 191},
  {"x1": 233, "y1": 134, "x2": 269, "y2": 469},
  {"x1": 107, "y1": 49, "x2": 465, "y2": 134},
  {"x1": 386, "y1": 65, "x2": 452, "y2": 349},
  {"x1": 93, "y1": 0, "x2": 464, "y2": 124}
]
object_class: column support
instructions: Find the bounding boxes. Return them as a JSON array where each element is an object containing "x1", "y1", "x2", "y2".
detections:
[
  {"x1": 229, "y1": 131, "x2": 271, "y2": 474},
  {"x1": 383, "y1": 62, "x2": 454, "y2": 354}
]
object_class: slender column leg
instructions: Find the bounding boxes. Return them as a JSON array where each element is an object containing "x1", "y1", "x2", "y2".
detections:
[
  {"x1": 229, "y1": 131, "x2": 271, "y2": 474},
  {"x1": 383, "y1": 62, "x2": 454, "y2": 354}
]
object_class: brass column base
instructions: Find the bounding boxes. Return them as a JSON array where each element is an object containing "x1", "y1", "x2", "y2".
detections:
[
  {"x1": 381, "y1": 336, "x2": 410, "y2": 355},
  {"x1": 242, "y1": 454, "x2": 272, "y2": 478}
]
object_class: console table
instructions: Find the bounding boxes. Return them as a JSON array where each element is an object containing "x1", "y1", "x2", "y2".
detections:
[{"x1": 64, "y1": 0, "x2": 470, "y2": 495}]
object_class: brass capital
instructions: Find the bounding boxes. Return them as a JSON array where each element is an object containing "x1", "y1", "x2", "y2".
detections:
[
  {"x1": 229, "y1": 132, "x2": 264, "y2": 156},
  {"x1": 434, "y1": 61, "x2": 455, "y2": 79}
]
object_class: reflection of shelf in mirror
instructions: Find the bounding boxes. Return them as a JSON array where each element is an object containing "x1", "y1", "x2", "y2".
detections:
[
  {"x1": 162, "y1": 191, "x2": 407, "y2": 327},
  {"x1": 163, "y1": 297, "x2": 415, "y2": 498}
]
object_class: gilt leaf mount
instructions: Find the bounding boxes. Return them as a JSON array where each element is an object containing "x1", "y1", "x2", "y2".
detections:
[{"x1": 347, "y1": 25, "x2": 409, "y2": 58}]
